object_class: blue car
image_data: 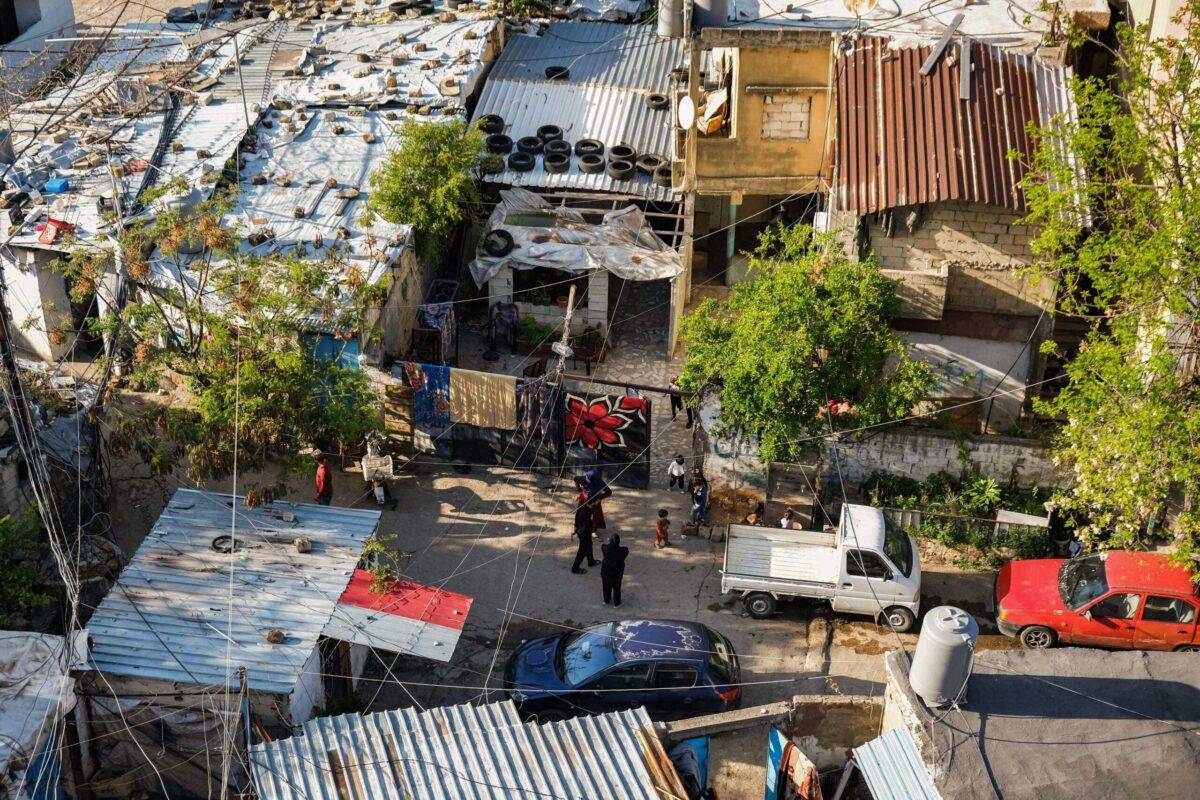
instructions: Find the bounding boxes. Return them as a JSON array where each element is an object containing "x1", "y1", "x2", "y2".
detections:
[{"x1": 503, "y1": 618, "x2": 742, "y2": 722}]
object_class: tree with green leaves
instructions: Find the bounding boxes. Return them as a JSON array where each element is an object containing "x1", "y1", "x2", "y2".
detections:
[
  {"x1": 366, "y1": 117, "x2": 485, "y2": 264},
  {"x1": 57, "y1": 189, "x2": 383, "y2": 496},
  {"x1": 1021, "y1": 4, "x2": 1200, "y2": 565},
  {"x1": 679, "y1": 223, "x2": 933, "y2": 463}
]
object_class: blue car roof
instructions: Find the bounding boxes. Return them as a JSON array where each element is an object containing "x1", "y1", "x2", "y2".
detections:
[{"x1": 611, "y1": 619, "x2": 711, "y2": 665}]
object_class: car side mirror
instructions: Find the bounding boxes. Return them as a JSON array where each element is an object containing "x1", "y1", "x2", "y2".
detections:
[
  {"x1": 884, "y1": 571, "x2": 894, "y2": 582},
  {"x1": 1083, "y1": 608, "x2": 1093, "y2": 620}
]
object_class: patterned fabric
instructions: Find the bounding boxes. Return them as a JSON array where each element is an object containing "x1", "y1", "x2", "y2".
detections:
[
  {"x1": 562, "y1": 393, "x2": 651, "y2": 489},
  {"x1": 399, "y1": 362, "x2": 451, "y2": 428}
]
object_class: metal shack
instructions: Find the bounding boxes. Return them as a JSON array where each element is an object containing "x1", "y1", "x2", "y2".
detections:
[{"x1": 78, "y1": 488, "x2": 471, "y2": 797}]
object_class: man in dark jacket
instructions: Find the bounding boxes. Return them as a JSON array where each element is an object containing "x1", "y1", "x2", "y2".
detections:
[
  {"x1": 600, "y1": 533, "x2": 629, "y2": 607},
  {"x1": 571, "y1": 503, "x2": 598, "y2": 574}
]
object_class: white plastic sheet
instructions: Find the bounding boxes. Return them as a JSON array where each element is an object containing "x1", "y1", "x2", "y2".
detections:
[{"x1": 469, "y1": 188, "x2": 683, "y2": 287}]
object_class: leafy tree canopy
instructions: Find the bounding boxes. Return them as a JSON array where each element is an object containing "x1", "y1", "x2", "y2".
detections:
[
  {"x1": 679, "y1": 223, "x2": 933, "y2": 463},
  {"x1": 1021, "y1": 5, "x2": 1200, "y2": 566},
  {"x1": 58, "y1": 191, "x2": 382, "y2": 494},
  {"x1": 366, "y1": 117, "x2": 484, "y2": 264}
]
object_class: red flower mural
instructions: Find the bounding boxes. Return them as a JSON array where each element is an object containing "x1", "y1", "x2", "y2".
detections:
[{"x1": 564, "y1": 395, "x2": 634, "y2": 449}]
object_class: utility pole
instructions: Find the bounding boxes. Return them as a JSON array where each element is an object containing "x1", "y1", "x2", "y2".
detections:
[{"x1": 551, "y1": 284, "x2": 576, "y2": 384}]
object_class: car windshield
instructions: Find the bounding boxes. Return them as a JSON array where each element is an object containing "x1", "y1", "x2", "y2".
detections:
[
  {"x1": 707, "y1": 628, "x2": 735, "y2": 683},
  {"x1": 883, "y1": 516, "x2": 914, "y2": 578},
  {"x1": 1058, "y1": 555, "x2": 1109, "y2": 610},
  {"x1": 561, "y1": 623, "x2": 618, "y2": 686}
]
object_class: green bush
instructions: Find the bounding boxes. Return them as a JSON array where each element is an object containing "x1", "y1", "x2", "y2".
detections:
[{"x1": 867, "y1": 472, "x2": 1054, "y2": 567}]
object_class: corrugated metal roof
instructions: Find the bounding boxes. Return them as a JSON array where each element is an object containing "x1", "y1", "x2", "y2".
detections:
[
  {"x1": 854, "y1": 727, "x2": 942, "y2": 800},
  {"x1": 86, "y1": 489, "x2": 381, "y2": 694},
  {"x1": 488, "y1": 23, "x2": 683, "y2": 91},
  {"x1": 250, "y1": 699, "x2": 689, "y2": 800},
  {"x1": 833, "y1": 36, "x2": 1074, "y2": 214},
  {"x1": 472, "y1": 79, "x2": 676, "y2": 201},
  {"x1": 322, "y1": 570, "x2": 472, "y2": 663},
  {"x1": 272, "y1": 19, "x2": 498, "y2": 110}
]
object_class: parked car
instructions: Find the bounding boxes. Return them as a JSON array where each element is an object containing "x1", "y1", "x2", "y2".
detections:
[
  {"x1": 720, "y1": 504, "x2": 921, "y2": 632},
  {"x1": 994, "y1": 551, "x2": 1200, "y2": 651},
  {"x1": 503, "y1": 619, "x2": 741, "y2": 722}
]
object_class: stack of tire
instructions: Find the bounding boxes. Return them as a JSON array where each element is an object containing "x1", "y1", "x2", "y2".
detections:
[{"x1": 480, "y1": 114, "x2": 670, "y2": 188}]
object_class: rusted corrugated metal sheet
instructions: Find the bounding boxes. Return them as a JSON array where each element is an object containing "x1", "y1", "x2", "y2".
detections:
[{"x1": 834, "y1": 36, "x2": 1073, "y2": 214}]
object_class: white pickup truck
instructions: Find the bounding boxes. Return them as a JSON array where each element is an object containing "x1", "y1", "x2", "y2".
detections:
[{"x1": 720, "y1": 504, "x2": 922, "y2": 632}]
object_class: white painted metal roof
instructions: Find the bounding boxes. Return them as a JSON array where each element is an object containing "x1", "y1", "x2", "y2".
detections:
[
  {"x1": 854, "y1": 727, "x2": 942, "y2": 800},
  {"x1": 85, "y1": 489, "x2": 381, "y2": 694},
  {"x1": 250, "y1": 699, "x2": 689, "y2": 799},
  {"x1": 272, "y1": 19, "x2": 499, "y2": 110}
]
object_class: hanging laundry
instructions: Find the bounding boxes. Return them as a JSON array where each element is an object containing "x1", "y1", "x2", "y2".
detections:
[
  {"x1": 450, "y1": 368, "x2": 516, "y2": 430},
  {"x1": 562, "y1": 393, "x2": 651, "y2": 489},
  {"x1": 398, "y1": 361, "x2": 451, "y2": 428}
]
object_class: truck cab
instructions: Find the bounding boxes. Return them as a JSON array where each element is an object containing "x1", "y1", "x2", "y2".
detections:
[
  {"x1": 995, "y1": 551, "x2": 1200, "y2": 651},
  {"x1": 721, "y1": 504, "x2": 922, "y2": 632}
]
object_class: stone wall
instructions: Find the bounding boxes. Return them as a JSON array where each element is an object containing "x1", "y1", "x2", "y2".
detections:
[
  {"x1": 865, "y1": 201, "x2": 1053, "y2": 319},
  {"x1": 760, "y1": 94, "x2": 812, "y2": 140},
  {"x1": 488, "y1": 267, "x2": 607, "y2": 332},
  {"x1": 826, "y1": 426, "x2": 1065, "y2": 489}
]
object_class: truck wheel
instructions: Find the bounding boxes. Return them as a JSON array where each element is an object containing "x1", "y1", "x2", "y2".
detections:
[
  {"x1": 1019, "y1": 626, "x2": 1057, "y2": 649},
  {"x1": 882, "y1": 606, "x2": 915, "y2": 633},
  {"x1": 745, "y1": 593, "x2": 776, "y2": 619}
]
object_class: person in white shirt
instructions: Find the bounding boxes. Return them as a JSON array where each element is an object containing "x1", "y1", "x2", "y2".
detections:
[
  {"x1": 668, "y1": 455, "x2": 687, "y2": 492},
  {"x1": 781, "y1": 508, "x2": 798, "y2": 529}
]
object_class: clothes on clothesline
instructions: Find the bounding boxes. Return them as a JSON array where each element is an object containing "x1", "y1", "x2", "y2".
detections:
[{"x1": 450, "y1": 368, "x2": 517, "y2": 430}]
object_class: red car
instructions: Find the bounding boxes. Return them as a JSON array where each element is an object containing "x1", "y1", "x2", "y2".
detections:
[{"x1": 994, "y1": 551, "x2": 1200, "y2": 651}]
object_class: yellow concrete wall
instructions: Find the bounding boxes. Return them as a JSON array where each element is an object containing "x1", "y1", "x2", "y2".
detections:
[
  {"x1": 693, "y1": 44, "x2": 831, "y2": 194},
  {"x1": 1126, "y1": 0, "x2": 1189, "y2": 40}
]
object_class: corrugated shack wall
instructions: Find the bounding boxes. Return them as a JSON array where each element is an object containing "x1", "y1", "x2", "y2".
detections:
[
  {"x1": 250, "y1": 699, "x2": 690, "y2": 800},
  {"x1": 834, "y1": 36, "x2": 1069, "y2": 215}
]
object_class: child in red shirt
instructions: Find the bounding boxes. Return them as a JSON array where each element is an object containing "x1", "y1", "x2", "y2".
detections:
[{"x1": 655, "y1": 508, "x2": 670, "y2": 549}]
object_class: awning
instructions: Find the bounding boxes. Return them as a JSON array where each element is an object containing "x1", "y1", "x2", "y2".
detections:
[{"x1": 322, "y1": 569, "x2": 472, "y2": 663}]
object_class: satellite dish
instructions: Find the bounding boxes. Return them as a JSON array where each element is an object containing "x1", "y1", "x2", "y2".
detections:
[
  {"x1": 843, "y1": 0, "x2": 877, "y2": 13},
  {"x1": 678, "y1": 96, "x2": 696, "y2": 130}
]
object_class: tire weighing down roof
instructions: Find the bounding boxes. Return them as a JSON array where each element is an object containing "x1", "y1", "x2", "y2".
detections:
[{"x1": 470, "y1": 22, "x2": 685, "y2": 201}]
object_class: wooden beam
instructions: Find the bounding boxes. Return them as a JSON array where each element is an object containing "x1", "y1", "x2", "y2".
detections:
[
  {"x1": 959, "y1": 37, "x2": 972, "y2": 101},
  {"x1": 919, "y1": 12, "x2": 965, "y2": 76}
]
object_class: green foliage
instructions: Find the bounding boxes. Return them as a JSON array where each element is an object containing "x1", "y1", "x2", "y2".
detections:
[
  {"x1": 1020, "y1": 5, "x2": 1200, "y2": 570},
  {"x1": 515, "y1": 315, "x2": 558, "y2": 345},
  {"x1": 361, "y1": 533, "x2": 410, "y2": 594},
  {"x1": 679, "y1": 223, "x2": 933, "y2": 463},
  {"x1": 866, "y1": 473, "x2": 1053, "y2": 566},
  {"x1": 63, "y1": 199, "x2": 383, "y2": 490},
  {"x1": 0, "y1": 513, "x2": 53, "y2": 626},
  {"x1": 366, "y1": 118, "x2": 485, "y2": 264},
  {"x1": 503, "y1": 0, "x2": 554, "y2": 16}
]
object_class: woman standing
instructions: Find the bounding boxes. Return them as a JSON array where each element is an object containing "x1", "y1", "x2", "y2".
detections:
[
  {"x1": 600, "y1": 533, "x2": 629, "y2": 607},
  {"x1": 582, "y1": 467, "x2": 612, "y2": 532}
]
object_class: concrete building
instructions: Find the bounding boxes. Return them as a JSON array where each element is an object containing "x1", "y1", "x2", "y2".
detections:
[
  {"x1": 831, "y1": 36, "x2": 1076, "y2": 432},
  {"x1": 0, "y1": 0, "x2": 75, "y2": 101}
]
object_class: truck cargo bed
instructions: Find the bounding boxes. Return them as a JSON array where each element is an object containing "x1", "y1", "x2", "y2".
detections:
[{"x1": 722, "y1": 525, "x2": 840, "y2": 589}]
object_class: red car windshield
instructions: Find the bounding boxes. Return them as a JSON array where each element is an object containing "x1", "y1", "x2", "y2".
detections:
[{"x1": 1058, "y1": 555, "x2": 1109, "y2": 610}]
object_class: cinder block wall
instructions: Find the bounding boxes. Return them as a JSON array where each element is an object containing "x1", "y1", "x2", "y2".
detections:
[
  {"x1": 826, "y1": 426, "x2": 1065, "y2": 489},
  {"x1": 866, "y1": 201, "x2": 1052, "y2": 318}
]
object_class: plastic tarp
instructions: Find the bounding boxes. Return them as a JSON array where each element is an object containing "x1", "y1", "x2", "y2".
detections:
[
  {"x1": 468, "y1": 188, "x2": 684, "y2": 287},
  {"x1": 0, "y1": 632, "x2": 85, "y2": 798}
]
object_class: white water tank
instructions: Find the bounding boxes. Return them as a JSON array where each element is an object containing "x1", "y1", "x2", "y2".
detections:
[
  {"x1": 909, "y1": 606, "x2": 977, "y2": 708},
  {"x1": 657, "y1": 0, "x2": 683, "y2": 38}
]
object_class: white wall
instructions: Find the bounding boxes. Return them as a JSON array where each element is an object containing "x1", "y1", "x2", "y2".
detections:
[
  {"x1": 288, "y1": 645, "x2": 325, "y2": 726},
  {"x1": 1, "y1": 0, "x2": 75, "y2": 98},
  {"x1": 0, "y1": 246, "x2": 73, "y2": 362},
  {"x1": 488, "y1": 266, "x2": 608, "y2": 332}
]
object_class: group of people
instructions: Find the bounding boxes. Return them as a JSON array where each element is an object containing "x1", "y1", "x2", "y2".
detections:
[{"x1": 570, "y1": 468, "x2": 628, "y2": 606}]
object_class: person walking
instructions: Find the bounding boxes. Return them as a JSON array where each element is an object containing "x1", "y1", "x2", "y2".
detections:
[
  {"x1": 600, "y1": 533, "x2": 629, "y2": 607},
  {"x1": 668, "y1": 455, "x2": 687, "y2": 492},
  {"x1": 668, "y1": 377, "x2": 684, "y2": 421},
  {"x1": 690, "y1": 471, "x2": 709, "y2": 526},
  {"x1": 571, "y1": 499, "x2": 599, "y2": 573},
  {"x1": 313, "y1": 450, "x2": 333, "y2": 506}
]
